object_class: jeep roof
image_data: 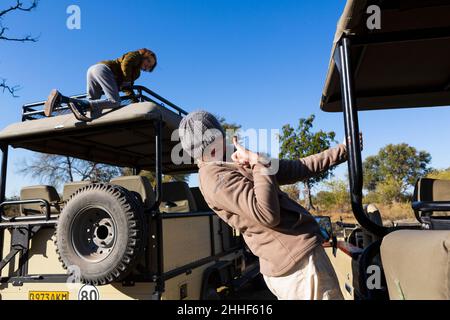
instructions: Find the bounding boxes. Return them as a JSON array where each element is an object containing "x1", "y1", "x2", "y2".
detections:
[
  {"x1": 321, "y1": 0, "x2": 450, "y2": 112},
  {"x1": 0, "y1": 101, "x2": 197, "y2": 174}
]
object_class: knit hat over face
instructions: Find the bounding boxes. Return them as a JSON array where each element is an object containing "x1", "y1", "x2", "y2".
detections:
[{"x1": 178, "y1": 111, "x2": 225, "y2": 160}]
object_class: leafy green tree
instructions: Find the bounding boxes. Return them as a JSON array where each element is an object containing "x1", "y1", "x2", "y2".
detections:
[
  {"x1": 314, "y1": 179, "x2": 350, "y2": 212},
  {"x1": 314, "y1": 191, "x2": 335, "y2": 210},
  {"x1": 216, "y1": 115, "x2": 242, "y2": 145},
  {"x1": 375, "y1": 176, "x2": 404, "y2": 204},
  {"x1": 363, "y1": 143, "x2": 431, "y2": 203},
  {"x1": 325, "y1": 179, "x2": 350, "y2": 210},
  {"x1": 279, "y1": 114, "x2": 337, "y2": 210},
  {"x1": 363, "y1": 191, "x2": 381, "y2": 205}
]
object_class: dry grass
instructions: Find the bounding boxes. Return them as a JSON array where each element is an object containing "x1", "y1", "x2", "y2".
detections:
[{"x1": 311, "y1": 202, "x2": 416, "y2": 224}]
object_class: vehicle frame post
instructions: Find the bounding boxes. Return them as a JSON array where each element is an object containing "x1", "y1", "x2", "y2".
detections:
[
  {"x1": 0, "y1": 144, "x2": 8, "y2": 206},
  {"x1": 0, "y1": 144, "x2": 7, "y2": 265},
  {"x1": 152, "y1": 120, "x2": 164, "y2": 299},
  {"x1": 334, "y1": 37, "x2": 388, "y2": 237}
]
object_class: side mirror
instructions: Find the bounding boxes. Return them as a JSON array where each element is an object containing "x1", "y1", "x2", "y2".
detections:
[{"x1": 315, "y1": 216, "x2": 333, "y2": 242}]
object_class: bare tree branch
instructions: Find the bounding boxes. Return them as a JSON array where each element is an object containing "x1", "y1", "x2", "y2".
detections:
[
  {"x1": 0, "y1": 79, "x2": 20, "y2": 97},
  {"x1": 0, "y1": 0, "x2": 38, "y2": 18},
  {"x1": 0, "y1": 1, "x2": 39, "y2": 97},
  {"x1": 0, "y1": 25, "x2": 37, "y2": 42},
  {"x1": 0, "y1": 1, "x2": 39, "y2": 42},
  {"x1": 18, "y1": 154, "x2": 124, "y2": 189}
]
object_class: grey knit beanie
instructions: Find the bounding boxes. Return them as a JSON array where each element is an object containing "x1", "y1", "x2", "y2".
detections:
[{"x1": 179, "y1": 111, "x2": 225, "y2": 160}]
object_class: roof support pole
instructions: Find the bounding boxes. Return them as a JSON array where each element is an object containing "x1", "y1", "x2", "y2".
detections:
[
  {"x1": 334, "y1": 37, "x2": 389, "y2": 237},
  {"x1": 151, "y1": 120, "x2": 164, "y2": 299},
  {"x1": 0, "y1": 144, "x2": 8, "y2": 206},
  {"x1": 0, "y1": 144, "x2": 7, "y2": 266}
]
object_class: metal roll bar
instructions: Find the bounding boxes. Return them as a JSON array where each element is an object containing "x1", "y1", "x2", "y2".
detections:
[
  {"x1": 0, "y1": 199, "x2": 52, "y2": 223},
  {"x1": 333, "y1": 37, "x2": 391, "y2": 237},
  {"x1": 21, "y1": 85, "x2": 188, "y2": 121},
  {"x1": 412, "y1": 201, "x2": 450, "y2": 213}
]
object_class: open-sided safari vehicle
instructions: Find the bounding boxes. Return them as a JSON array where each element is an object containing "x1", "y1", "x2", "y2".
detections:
[
  {"x1": 320, "y1": 0, "x2": 450, "y2": 300},
  {"x1": 0, "y1": 86, "x2": 259, "y2": 300}
]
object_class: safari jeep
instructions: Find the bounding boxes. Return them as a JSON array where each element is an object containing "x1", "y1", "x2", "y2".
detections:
[
  {"x1": 0, "y1": 86, "x2": 259, "y2": 300},
  {"x1": 319, "y1": 0, "x2": 450, "y2": 300}
]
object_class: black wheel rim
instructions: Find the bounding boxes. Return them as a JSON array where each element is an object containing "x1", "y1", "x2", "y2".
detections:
[{"x1": 70, "y1": 206, "x2": 117, "y2": 263}]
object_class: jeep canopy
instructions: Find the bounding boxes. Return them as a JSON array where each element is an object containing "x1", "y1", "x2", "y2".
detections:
[
  {"x1": 321, "y1": 0, "x2": 450, "y2": 112},
  {"x1": 0, "y1": 102, "x2": 197, "y2": 173}
]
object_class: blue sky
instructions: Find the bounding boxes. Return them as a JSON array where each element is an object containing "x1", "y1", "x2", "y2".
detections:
[{"x1": 1, "y1": 0, "x2": 450, "y2": 196}]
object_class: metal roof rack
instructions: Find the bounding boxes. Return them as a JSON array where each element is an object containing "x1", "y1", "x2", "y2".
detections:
[{"x1": 21, "y1": 85, "x2": 188, "y2": 122}]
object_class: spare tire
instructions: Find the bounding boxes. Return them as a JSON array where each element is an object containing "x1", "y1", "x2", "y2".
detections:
[{"x1": 55, "y1": 183, "x2": 146, "y2": 285}]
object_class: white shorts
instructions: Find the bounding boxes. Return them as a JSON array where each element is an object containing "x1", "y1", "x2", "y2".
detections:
[{"x1": 263, "y1": 245, "x2": 344, "y2": 300}]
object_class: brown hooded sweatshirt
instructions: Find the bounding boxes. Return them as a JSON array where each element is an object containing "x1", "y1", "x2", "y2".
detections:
[{"x1": 198, "y1": 144, "x2": 347, "y2": 277}]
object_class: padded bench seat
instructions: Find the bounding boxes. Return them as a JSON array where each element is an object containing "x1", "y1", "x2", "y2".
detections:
[
  {"x1": 381, "y1": 230, "x2": 450, "y2": 300},
  {"x1": 20, "y1": 185, "x2": 60, "y2": 214},
  {"x1": 110, "y1": 175, "x2": 155, "y2": 209},
  {"x1": 63, "y1": 181, "x2": 92, "y2": 201}
]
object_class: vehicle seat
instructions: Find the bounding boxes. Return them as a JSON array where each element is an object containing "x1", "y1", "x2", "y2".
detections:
[
  {"x1": 20, "y1": 185, "x2": 61, "y2": 215},
  {"x1": 110, "y1": 175, "x2": 155, "y2": 209},
  {"x1": 413, "y1": 178, "x2": 450, "y2": 229},
  {"x1": 362, "y1": 204, "x2": 383, "y2": 248},
  {"x1": 160, "y1": 181, "x2": 197, "y2": 213},
  {"x1": 380, "y1": 230, "x2": 450, "y2": 300},
  {"x1": 63, "y1": 181, "x2": 92, "y2": 201},
  {"x1": 190, "y1": 187, "x2": 210, "y2": 212}
]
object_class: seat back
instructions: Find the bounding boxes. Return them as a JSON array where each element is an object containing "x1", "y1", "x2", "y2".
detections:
[
  {"x1": 160, "y1": 181, "x2": 197, "y2": 213},
  {"x1": 380, "y1": 230, "x2": 450, "y2": 300},
  {"x1": 63, "y1": 181, "x2": 92, "y2": 201},
  {"x1": 20, "y1": 185, "x2": 60, "y2": 214},
  {"x1": 110, "y1": 175, "x2": 155, "y2": 209},
  {"x1": 413, "y1": 178, "x2": 450, "y2": 217},
  {"x1": 362, "y1": 204, "x2": 383, "y2": 248}
]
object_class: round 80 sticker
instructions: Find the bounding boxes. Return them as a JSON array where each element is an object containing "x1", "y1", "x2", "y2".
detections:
[{"x1": 78, "y1": 285, "x2": 100, "y2": 300}]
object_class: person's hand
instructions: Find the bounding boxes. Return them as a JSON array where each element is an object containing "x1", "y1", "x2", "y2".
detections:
[
  {"x1": 343, "y1": 132, "x2": 363, "y2": 151},
  {"x1": 231, "y1": 136, "x2": 259, "y2": 166}
]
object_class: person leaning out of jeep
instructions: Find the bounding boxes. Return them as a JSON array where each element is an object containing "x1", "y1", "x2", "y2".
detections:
[{"x1": 44, "y1": 49, "x2": 157, "y2": 121}]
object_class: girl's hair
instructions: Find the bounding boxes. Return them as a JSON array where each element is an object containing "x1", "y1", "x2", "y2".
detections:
[{"x1": 138, "y1": 48, "x2": 157, "y2": 72}]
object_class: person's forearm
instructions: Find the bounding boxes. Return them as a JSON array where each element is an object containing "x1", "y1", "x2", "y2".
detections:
[
  {"x1": 276, "y1": 144, "x2": 347, "y2": 186},
  {"x1": 121, "y1": 82, "x2": 139, "y2": 102}
]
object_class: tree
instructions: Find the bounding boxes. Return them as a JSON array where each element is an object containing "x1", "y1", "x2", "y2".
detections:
[
  {"x1": 325, "y1": 179, "x2": 350, "y2": 211},
  {"x1": 363, "y1": 143, "x2": 432, "y2": 203},
  {"x1": 216, "y1": 115, "x2": 242, "y2": 144},
  {"x1": 278, "y1": 114, "x2": 337, "y2": 210},
  {"x1": 314, "y1": 179, "x2": 350, "y2": 212},
  {"x1": 375, "y1": 176, "x2": 404, "y2": 204},
  {"x1": 1, "y1": 0, "x2": 39, "y2": 96},
  {"x1": 19, "y1": 154, "x2": 123, "y2": 189}
]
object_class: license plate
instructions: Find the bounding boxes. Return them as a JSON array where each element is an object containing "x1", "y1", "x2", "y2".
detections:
[{"x1": 29, "y1": 291, "x2": 69, "y2": 300}]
